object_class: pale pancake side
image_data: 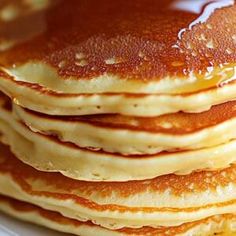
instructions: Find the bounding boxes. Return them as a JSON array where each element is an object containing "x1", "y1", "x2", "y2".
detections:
[
  {"x1": 2, "y1": 96, "x2": 236, "y2": 181},
  {"x1": 2, "y1": 68, "x2": 236, "y2": 116},
  {"x1": 13, "y1": 99, "x2": 236, "y2": 154}
]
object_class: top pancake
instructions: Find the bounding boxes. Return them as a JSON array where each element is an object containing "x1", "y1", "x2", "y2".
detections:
[
  {"x1": 1, "y1": 0, "x2": 236, "y2": 85},
  {"x1": 1, "y1": 0, "x2": 236, "y2": 116}
]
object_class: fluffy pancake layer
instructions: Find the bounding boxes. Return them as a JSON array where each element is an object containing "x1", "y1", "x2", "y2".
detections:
[
  {"x1": 2, "y1": 66, "x2": 236, "y2": 117},
  {"x1": 1, "y1": 94, "x2": 236, "y2": 181},
  {"x1": 13, "y1": 100, "x2": 236, "y2": 155},
  {"x1": 1, "y1": 143, "x2": 236, "y2": 229},
  {"x1": 1, "y1": 196, "x2": 236, "y2": 236},
  {"x1": 1, "y1": 0, "x2": 236, "y2": 116}
]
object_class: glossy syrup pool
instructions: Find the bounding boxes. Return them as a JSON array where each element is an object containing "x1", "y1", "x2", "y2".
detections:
[{"x1": 0, "y1": 0, "x2": 236, "y2": 91}]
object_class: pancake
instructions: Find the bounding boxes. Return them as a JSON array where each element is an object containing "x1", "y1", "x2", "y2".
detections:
[
  {"x1": 0, "y1": 196, "x2": 236, "y2": 236},
  {"x1": 1, "y1": 142, "x2": 236, "y2": 229},
  {"x1": 13, "y1": 99, "x2": 236, "y2": 155},
  {"x1": 1, "y1": 0, "x2": 236, "y2": 116},
  {"x1": 2, "y1": 94, "x2": 236, "y2": 181}
]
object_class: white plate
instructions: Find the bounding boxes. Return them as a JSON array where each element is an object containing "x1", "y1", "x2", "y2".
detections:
[{"x1": 0, "y1": 212, "x2": 69, "y2": 236}]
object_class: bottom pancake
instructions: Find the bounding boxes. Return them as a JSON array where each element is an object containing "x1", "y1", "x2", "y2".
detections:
[
  {"x1": 1, "y1": 142, "x2": 236, "y2": 229},
  {"x1": 0, "y1": 195, "x2": 236, "y2": 236}
]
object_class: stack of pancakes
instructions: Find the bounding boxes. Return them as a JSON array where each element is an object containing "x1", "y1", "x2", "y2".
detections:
[{"x1": 1, "y1": 0, "x2": 236, "y2": 235}]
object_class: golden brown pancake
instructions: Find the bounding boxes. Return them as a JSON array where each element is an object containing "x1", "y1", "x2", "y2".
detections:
[
  {"x1": 13, "y1": 99, "x2": 236, "y2": 154},
  {"x1": 2, "y1": 93, "x2": 236, "y2": 181},
  {"x1": 1, "y1": 142, "x2": 236, "y2": 229},
  {"x1": 2, "y1": 3, "x2": 236, "y2": 236},
  {"x1": 0, "y1": 0, "x2": 236, "y2": 116},
  {"x1": 1, "y1": 0, "x2": 236, "y2": 82},
  {"x1": 1, "y1": 195, "x2": 236, "y2": 236}
]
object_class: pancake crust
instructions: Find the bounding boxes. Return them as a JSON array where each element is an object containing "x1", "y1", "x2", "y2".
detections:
[
  {"x1": 1, "y1": 195, "x2": 236, "y2": 236},
  {"x1": 1, "y1": 143, "x2": 236, "y2": 228},
  {"x1": 13, "y1": 99, "x2": 236, "y2": 154}
]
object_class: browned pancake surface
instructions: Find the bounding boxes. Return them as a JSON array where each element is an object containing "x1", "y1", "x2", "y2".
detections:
[{"x1": 1, "y1": 0, "x2": 236, "y2": 82}]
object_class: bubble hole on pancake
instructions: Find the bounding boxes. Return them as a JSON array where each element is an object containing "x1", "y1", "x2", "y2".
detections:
[{"x1": 1, "y1": 195, "x2": 236, "y2": 236}]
